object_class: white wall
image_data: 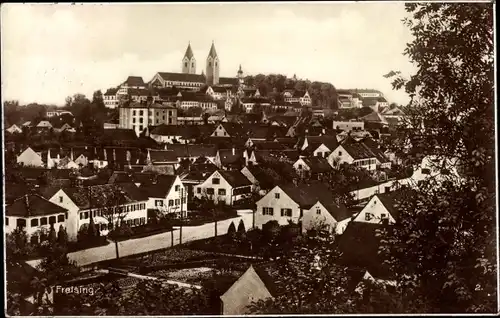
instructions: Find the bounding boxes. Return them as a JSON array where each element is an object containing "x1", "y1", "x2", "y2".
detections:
[
  {"x1": 48, "y1": 190, "x2": 80, "y2": 242},
  {"x1": 313, "y1": 144, "x2": 332, "y2": 158},
  {"x1": 352, "y1": 195, "x2": 396, "y2": 224},
  {"x1": 302, "y1": 201, "x2": 350, "y2": 235},
  {"x1": 17, "y1": 148, "x2": 44, "y2": 167},
  {"x1": 255, "y1": 186, "x2": 301, "y2": 228}
]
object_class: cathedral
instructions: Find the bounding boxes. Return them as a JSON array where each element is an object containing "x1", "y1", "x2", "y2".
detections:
[{"x1": 149, "y1": 42, "x2": 243, "y2": 90}]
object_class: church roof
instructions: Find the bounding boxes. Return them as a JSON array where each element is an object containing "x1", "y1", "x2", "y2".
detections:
[
  {"x1": 208, "y1": 42, "x2": 218, "y2": 58},
  {"x1": 184, "y1": 43, "x2": 194, "y2": 60},
  {"x1": 157, "y1": 72, "x2": 206, "y2": 83}
]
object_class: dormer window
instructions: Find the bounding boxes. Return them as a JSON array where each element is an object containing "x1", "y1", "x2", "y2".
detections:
[{"x1": 275, "y1": 193, "x2": 280, "y2": 199}]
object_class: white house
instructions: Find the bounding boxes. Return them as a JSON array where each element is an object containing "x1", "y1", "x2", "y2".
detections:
[
  {"x1": 293, "y1": 157, "x2": 332, "y2": 179},
  {"x1": 6, "y1": 124, "x2": 22, "y2": 134},
  {"x1": 17, "y1": 147, "x2": 44, "y2": 167},
  {"x1": 352, "y1": 193, "x2": 399, "y2": 225},
  {"x1": 193, "y1": 170, "x2": 252, "y2": 206},
  {"x1": 140, "y1": 175, "x2": 188, "y2": 217},
  {"x1": 333, "y1": 121, "x2": 365, "y2": 132},
  {"x1": 46, "y1": 184, "x2": 149, "y2": 241},
  {"x1": 36, "y1": 120, "x2": 53, "y2": 128},
  {"x1": 5, "y1": 194, "x2": 69, "y2": 243},
  {"x1": 255, "y1": 182, "x2": 352, "y2": 235},
  {"x1": 240, "y1": 166, "x2": 275, "y2": 195},
  {"x1": 327, "y1": 144, "x2": 377, "y2": 171}
]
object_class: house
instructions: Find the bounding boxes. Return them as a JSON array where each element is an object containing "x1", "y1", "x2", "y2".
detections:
[
  {"x1": 17, "y1": 147, "x2": 44, "y2": 167},
  {"x1": 45, "y1": 184, "x2": 149, "y2": 241},
  {"x1": 55, "y1": 157, "x2": 79, "y2": 170},
  {"x1": 104, "y1": 88, "x2": 119, "y2": 108},
  {"x1": 361, "y1": 111, "x2": 389, "y2": 127},
  {"x1": 214, "y1": 148, "x2": 245, "y2": 170},
  {"x1": 36, "y1": 120, "x2": 53, "y2": 129},
  {"x1": 241, "y1": 166, "x2": 276, "y2": 195},
  {"x1": 245, "y1": 125, "x2": 288, "y2": 143},
  {"x1": 333, "y1": 121, "x2": 365, "y2": 132},
  {"x1": 193, "y1": 170, "x2": 252, "y2": 205},
  {"x1": 283, "y1": 90, "x2": 311, "y2": 106},
  {"x1": 140, "y1": 175, "x2": 188, "y2": 217},
  {"x1": 211, "y1": 123, "x2": 245, "y2": 138},
  {"x1": 298, "y1": 135, "x2": 339, "y2": 158},
  {"x1": 361, "y1": 138, "x2": 392, "y2": 169},
  {"x1": 46, "y1": 110, "x2": 73, "y2": 118},
  {"x1": 166, "y1": 144, "x2": 217, "y2": 164},
  {"x1": 255, "y1": 182, "x2": 351, "y2": 235},
  {"x1": 149, "y1": 124, "x2": 198, "y2": 144},
  {"x1": 6, "y1": 124, "x2": 22, "y2": 134},
  {"x1": 219, "y1": 265, "x2": 275, "y2": 315},
  {"x1": 5, "y1": 194, "x2": 69, "y2": 243},
  {"x1": 52, "y1": 122, "x2": 73, "y2": 133},
  {"x1": 177, "y1": 116, "x2": 204, "y2": 125},
  {"x1": 293, "y1": 157, "x2": 332, "y2": 179},
  {"x1": 120, "y1": 76, "x2": 146, "y2": 89},
  {"x1": 352, "y1": 192, "x2": 404, "y2": 225},
  {"x1": 327, "y1": 143, "x2": 378, "y2": 171},
  {"x1": 146, "y1": 149, "x2": 179, "y2": 170},
  {"x1": 240, "y1": 97, "x2": 272, "y2": 113}
]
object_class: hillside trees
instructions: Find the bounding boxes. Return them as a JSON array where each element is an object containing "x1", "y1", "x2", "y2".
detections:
[{"x1": 380, "y1": 3, "x2": 496, "y2": 313}]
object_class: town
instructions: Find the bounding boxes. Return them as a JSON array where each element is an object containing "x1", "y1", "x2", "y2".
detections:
[{"x1": 3, "y1": 3, "x2": 496, "y2": 316}]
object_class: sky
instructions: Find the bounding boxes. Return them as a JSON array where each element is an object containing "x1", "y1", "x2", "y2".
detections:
[{"x1": 1, "y1": 3, "x2": 416, "y2": 106}]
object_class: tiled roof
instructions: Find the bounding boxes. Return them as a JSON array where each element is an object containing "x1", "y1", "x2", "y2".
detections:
[
  {"x1": 6, "y1": 194, "x2": 67, "y2": 217},
  {"x1": 342, "y1": 143, "x2": 376, "y2": 160},
  {"x1": 244, "y1": 165, "x2": 276, "y2": 190},
  {"x1": 150, "y1": 125, "x2": 199, "y2": 139},
  {"x1": 218, "y1": 170, "x2": 252, "y2": 188},
  {"x1": 250, "y1": 141, "x2": 288, "y2": 151},
  {"x1": 217, "y1": 149, "x2": 244, "y2": 165},
  {"x1": 148, "y1": 149, "x2": 178, "y2": 163},
  {"x1": 157, "y1": 72, "x2": 206, "y2": 83},
  {"x1": 218, "y1": 77, "x2": 239, "y2": 86},
  {"x1": 62, "y1": 183, "x2": 148, "y2": 209},
  {"x1": 127, "y1": 88, "x2": 156, "y2": 97},
  {"x1": 139, "y1": 175, "x2": 177, "y2": 198},
  {"x1": 246, "y1": 125, "x2": 288, "y2": 140},
  {"x1": 123, "y1": 76, "x2": 145, "y2": 87},
  {"x1": 300, "y1": 157, "x2": 332, "y2": 173},
  {"x1": 305, "y1": 135, "x2": 338, "y2": 151},
  {"x1": 104, "y1": 88, "x2": 118, "y2": 96},
  {"x1": 166, "y1": 144, "x2": 217, "y2": 158},
  {"x1": 121, "y1": 102, "x2": 176, "y2": 109},
  {"x1": 102, "y1": 129, "x2": 138, "y2": 141},
  {"x1": 280, "y1": 182, "x2": 351, "y2": 221},
  {"x1": 255, "y1": 149, "x2": 299, "y2": 162}
]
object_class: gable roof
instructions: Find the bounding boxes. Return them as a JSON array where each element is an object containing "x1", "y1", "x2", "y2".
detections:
[
  {"x1": 123, "y1": 76, "x2": 145, "y2": 87},
  {"x1": 218, "y1": 170, "x2": 252, "y2": 188},
  {"x1": 139, "y1": 175, "x2": 178, "y2": 198},
  {"x1": 150, "y1": 125, "x2": 199, "y2": 139},
  {"x1": 341, "y1": 143, "x2": 376, "y2": 160},
  {"x1": 250, "y1": 140, "x2": 288, "y2": 151},
  {"x1": 217, "y1": 149, "x2": 244, "y2": 165},
  {"x1": 299, "y1": 157, "x2": 332, "y2": 173},
  {"x1": 104, "y1": 88, "x2": 118, "y2": 96},
  {"x1": 157, "y1": 72, "x2": 206, "y2": 83},
  {"x1": 361, "y1": 111, "x2": 389, "y2": 124},
  {"x1": 61, "y1": 183, "x2": 148, "y2": 209},
  {"x1": 279, "y1": 182, "x2": 351, "y2": 221},
  {"x1": 148, "y1": 149, "x2": 178, "y2": 163},
  {"x1": 6, "y1": 194, "x2": 67, "y2": 217},
  {"x1": 102, "y1": 129, "x2": 138, "y2": 142},
  {"x1": 304, "y1": 135, "x2": 338, "y2": 151},
  {"x1": 219, "y1": 77, "x2": 239, "y2": 86},
  {"x1": 166, "y1": 144, "x2": 217, "y2": 158},
  {"x1": 243, "y1": 165, "x2": 276, "y2": 190},
  {"x1": 183, "y1": 43, "x2": 194, "y2": 59}
]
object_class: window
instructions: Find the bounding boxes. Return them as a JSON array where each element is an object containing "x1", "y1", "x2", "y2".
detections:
[
  {"x1": 139, "y1": 118, "x2": 143, "y2": 123},
  {"x1": 169, "y1": 200, "x2": 174, "y2": 206},
  {"x1": 181, "y1": 197, "x2": 186, "y2": 204},
  {"x1": 175, "y1": 199, "x2": 180, "y2": 205},
  {"x1": 155, "y1": 200, "x2": 163, "y2": 207},
  {"x1": 197, "y1": 188, "x2": 201, "y2": 194},
  {"x1": 215, "y1": 62, "x2": 218, "y2": 66},
  {"x1": 209, "y1": 62, "x2": 212, "y2": 66},
  {"x1": 365, "y1": 213, "x2": 373, "y2": 221},
  {"x1": 191, "y1": 62, "x2": 194, "y2": 67},
  {"x1": 212, "y1": 178, "x2": 220, "y2": 184},
  {"x1": 316, "y1": 207, "x2": 321, "y2": 215},
  {"x1": 49, "y1": 216, "x2": 56, "y2": 224},
  {"x1": 84, "y1": 212, "x2": 89, "y2": 219},
  {"x1": 57, "y1": 214, "x2": 64, "y2": 222},
  {"x1": 281, "y1": 208, "x2": 292, "y2": 217},
  {"x1": 298, "y1": 164, "x2": 303, "y2": 169},
  {"x1": 17, "y1": 219, "x2": 26, "y2": 228},
  {"x1": 59, "y1": 196, "x2": 63, "y2": 203},
  {"x1": 262, "y1": 207, "x2": 274, "y2": 216},
  {"x1": 381, "y1": 213, "x2": 388, "y2": 219},
  {"x1": 275, "y1": 193, "x2": 280, "y2": 199},
  {"x1": 316, "y1": 152, "x2": 322, "y2": 157},
  {"x1": 207, "y1": 188, "x2": 215, "y2": 195},
  {"x1": 422, "y1": 168, "x2": 431, "y2": 175},
  {"x1": 133, "y1": 110, "x2": 136, "y2": 116},
  {"x1": 169, "y1": 118, "x2": 172, "y2": 124},
  {"x1": 133, "y1": 118, "x2": 136, "y2": 123},
  {"x1": 41, "y1": 217, "x2": 48, "y2": 225},
  {"x1": 218, "y1": 188, "x2": 226, "y2": 195},
  {"x1": 175, "y1": 185, "x2": 180, "y2": 191},
  {"x1": 185, "y1": 62, "x2": 188, "y2": 67},
  {"x1": 339, "y1": 151, "x2": 342, "y2": 156},
  {"x1": 139, "y1": 110, "x2": 143, "y2": 116},
  {"x1": 5, "y1": 217, "x2": 8, "y2": 226},
  {"x1": 31, "y1": 219, "x2": 39, "y2": 227}
]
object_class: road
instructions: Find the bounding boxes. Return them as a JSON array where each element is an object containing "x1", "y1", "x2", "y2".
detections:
[{"x1": 27, "y1": 213, "x2": 254, "y2": 268}]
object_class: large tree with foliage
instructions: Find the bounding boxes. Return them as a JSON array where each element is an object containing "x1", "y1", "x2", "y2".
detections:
[{"x1": 379, "y1": 3, "x2": 496, "y2": 313}]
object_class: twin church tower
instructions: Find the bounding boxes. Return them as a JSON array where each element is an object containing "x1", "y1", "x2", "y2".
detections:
[{"x1": 181, "y1": 41, "x2": 220, "y2": 86}]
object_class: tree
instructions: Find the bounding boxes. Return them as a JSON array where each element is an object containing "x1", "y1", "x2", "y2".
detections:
[
  {"x1": 380, "y1": 3, "x2": 496, "y2": 313},
  {"x1": 48, "y1": 223, "x2": 57, "y2": 244},
  {"x1": 227, "y1": 222, "x2": 236, "y2": 239},
  {"x1": 92, "y1": 90, "x2": 105, "y2": 110}
]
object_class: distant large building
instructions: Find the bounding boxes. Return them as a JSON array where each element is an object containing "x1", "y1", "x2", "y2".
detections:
[{"x1": 119, "y1": 101, "x2": 178, "y2": 135}]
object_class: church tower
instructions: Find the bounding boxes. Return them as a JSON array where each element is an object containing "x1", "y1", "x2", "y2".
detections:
[
  {"x1": 237, "y1": 64, "x2": 244, "y2": 86},
  {"x1": 206, "y1": 41, "x2": 219, "y2": 86},
  {"x1": 182, "y1": 42, "x2": 196, "y2": 74}
]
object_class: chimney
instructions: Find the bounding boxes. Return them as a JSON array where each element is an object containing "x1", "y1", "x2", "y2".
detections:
[
  {"x1": 70, "y1": 148, "x2": 74, "y2": 161},
  {"x1": 113, "y1": 148, "x2": 117, "y2": 161},
  {"x1": 232, "y1": 147, "x2": 235, "y2": 156}
]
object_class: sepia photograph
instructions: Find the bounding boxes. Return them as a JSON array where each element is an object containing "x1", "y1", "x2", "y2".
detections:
[{"x1": 1, "y1": 1, "x2": 498, "y2": 315}]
